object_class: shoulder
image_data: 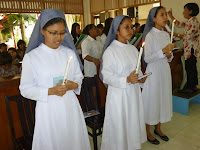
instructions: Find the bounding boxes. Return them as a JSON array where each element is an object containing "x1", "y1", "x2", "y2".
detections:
[{"x1": 59, "y1": 45, "x2": 77, "y2": 58}]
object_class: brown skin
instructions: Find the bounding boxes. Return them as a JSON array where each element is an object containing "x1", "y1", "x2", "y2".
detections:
[{"x1": 41, "y1": 22, "x2": 78, "y2": 96}]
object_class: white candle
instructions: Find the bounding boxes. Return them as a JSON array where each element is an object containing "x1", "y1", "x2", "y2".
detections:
[
  {"x1": 62, "y1": 56, "x2": 73, "y2": 85},
  {"x1": 136, "y1": 42, "x2": 145, "y2": 74},
  {"x1": 170, "y1": 19, "x2": 176, "y2": 43}
]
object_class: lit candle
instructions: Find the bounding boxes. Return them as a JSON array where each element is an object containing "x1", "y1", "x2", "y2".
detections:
[
  {"x1": 62, "y1": 56, "x2": 73, "y2": 85},
  {"x1": 170, "y1": 19, "x2": 176, "y2": 43},
  {"x1": 136, "y1": 42, "x2": 145, "y2": 74}
]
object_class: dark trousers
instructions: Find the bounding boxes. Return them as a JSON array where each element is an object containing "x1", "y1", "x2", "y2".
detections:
[{"x1": 185, "y1": 48, "x2": 198, "y2": 89}]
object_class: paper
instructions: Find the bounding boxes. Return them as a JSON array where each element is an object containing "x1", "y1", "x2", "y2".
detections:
[
  {"x1": 53, "y1": 76, "x2": 63, "y2": 86},
  {"x1": 83, "y1": 110, "x2": 100, "y2": 118}
]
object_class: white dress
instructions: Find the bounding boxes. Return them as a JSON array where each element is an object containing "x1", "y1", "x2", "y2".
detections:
[
  {"x1": 101, "y1": 40, "x2": 146, "y2": 150},
  {"x1": 142, "y1": 27, "x2": 173, "y2": 125},
  {"x1": 19, "y1": 43, "x2": 91, "y2": 150}
]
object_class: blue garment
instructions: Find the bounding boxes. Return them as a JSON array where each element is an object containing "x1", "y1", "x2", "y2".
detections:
[{"x1": 26, "y1": 9, "x2": 83, "y2": 69}]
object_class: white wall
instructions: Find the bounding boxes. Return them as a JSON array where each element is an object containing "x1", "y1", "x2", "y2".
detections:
[{"x1": 162, "y1": 0, "x2": 200, "y2": 84}]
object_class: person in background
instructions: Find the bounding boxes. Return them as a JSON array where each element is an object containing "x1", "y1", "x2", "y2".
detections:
[
  {"x1": 82, "y1": 24, "x2": 103, "y2": 78},
  {"x1": 71, "y1": 23, "x2": 82, "y2": 55},
  {"x1": 97, "y1": 23, "x2": 104, "y2": 36},
  {"x1": 17, "y1": 40, "x2": 26, "y2": 59},
  {"x1": 0, "y1": 43, "x2": 7, "y2": 53},
  {"x1": 71, "y1": 23, "x2": 81, "y2": 45},
  {"x1": 134, "y1": 22, "x2": 141, "y2": 34},
  {"x1": 168, "y1": 3, "x2": 200, "y2": 92},
  {"x1": 0, "y1": 51, "x2": 20, "y2": 77},
  {"x1": 101, "y1": 17, "x2": 113, "y2": 46},
  {"x1": 8, "y1": 47, "x2": 22, "y2": 65},
  {"x1": 96, "y1": 24, "x2": 104, "y2": 43},
  {"x1": 139, "y1": 24, "x2": 145, "y2": 33}
]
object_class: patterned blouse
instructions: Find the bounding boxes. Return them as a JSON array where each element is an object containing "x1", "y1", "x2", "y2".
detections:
[
  {"x1": 175, "y1": 17, "x2": 200, "y2": 60},
  {"x1": 0, "y1": 65, "x2": 20, "y2": 77}
]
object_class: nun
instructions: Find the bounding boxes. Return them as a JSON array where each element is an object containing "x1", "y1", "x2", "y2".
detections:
[
  {"x1": 101, "y1": 15, "x2": 147, "y2": 150},
  {"x1": 142, "y1": 6, "x2": 174, "y2": 145},
  {"x1": 19, "y1": 9, "x2": 90, "y2": 150}
]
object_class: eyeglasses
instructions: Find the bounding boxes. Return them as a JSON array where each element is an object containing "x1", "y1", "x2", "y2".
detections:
[
  {"x1": 123, "y1": 26, "x2": 135, "y2": 30},
  {"x1": 46, "y1": 30, "x2": 67, "y2": 37}
]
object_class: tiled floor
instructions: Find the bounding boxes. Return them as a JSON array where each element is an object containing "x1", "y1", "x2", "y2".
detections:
[{"x1": 88, "y1": 102, "x2": 200, "y2": 150}]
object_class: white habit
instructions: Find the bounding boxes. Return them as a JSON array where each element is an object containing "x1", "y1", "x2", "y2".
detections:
[
  {"x1": 142, "y1": 27, "x2": 173, "y2": 125},
  {"x1": 101, "y1": 40, "x2": 147, "y2": 150},
  {"x1": 20, "y1": 43, "x2": 90, "y2": 150}
]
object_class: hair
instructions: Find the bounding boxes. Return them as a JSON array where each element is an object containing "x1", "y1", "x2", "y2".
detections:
[
  {"x1": 139, "y1": 24, "x2": 145, "y2": 33},
  {"x1": 17, "y1": 40, "x2": 26, "y2": 49},
  {"x1": 154, "y1": 6, "x2": 165, "y2": 18},
  {"x1": 103, "y1": 18, "x2": 113, "y2": 36},
  {"x1": 134, "y1": 23, "x2": 140, "y2": 28},
  {"x1": 117, "y1": 16, "x2": 132, "y2": 31},
  {"x1": 0, "y1": 51, "x2": 12, "y2": 65},
  {"x1": 0, "y1": 43, "x2": 7, "y2": 49},
  {"x1": 97, "y1": 24, "x2": 104, "y2": 29},
  {"x1": 8, "y1": 47, "x2": 22, "y2": 60},
  {"x1": 82, "y1": 24, "x2": 95, "y2": 35},
  {"x1": 71, "y1": 23, "x2": 80, "y2": 44},
  {"x1": 42, "y1": 18, "x2": 66, "y2": 30},
  {"x1": 184, "y1": 3, "x2": 199, "y2": 16}
]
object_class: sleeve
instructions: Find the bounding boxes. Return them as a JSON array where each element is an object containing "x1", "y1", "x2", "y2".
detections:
[
  {"x1": 168, "y1": 52, "x2": 174, "y2": 62},
  {"x1": 101, "y1": 49, "x2": 127, "y2": 88},
  {"x1": 183, "y1": 21, "x2": 199, "y2": 40},
  {"x1": 19, "y1": 54, "x2": 49, "y2": 102},
  {"x1": 175, "y1": 20, "x2": 186, "y2": 28},
  {"x1": 81, "y1": 40, "x2": 91, "y2": 59},
  {"x1": 144, "y1": 34, "x2": 165, "y2": 64},
  {"x1": 71, "y1": 52, "x2": 84, "y2": 95}
]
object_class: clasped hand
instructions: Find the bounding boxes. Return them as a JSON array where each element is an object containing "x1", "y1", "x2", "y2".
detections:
[
  {"x1": 163, "y1": 43, "x2": 175, "y2": 58},
  {"x1": 53, "y1": 80, "x2": 78, "y2": 96}
]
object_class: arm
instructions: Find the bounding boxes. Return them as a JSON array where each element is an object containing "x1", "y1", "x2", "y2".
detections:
[
  {"x1": 101, "y1": 49, "x2": 128, "y2": 88},
  {"x1": 168, "y1": 8, "x2": 186, "y2": 28},
  {"x1": 144, "y1": 35, "x2": 165, "y2": 64},
  {"x1": 19, "y1": 54, "x2": 49, "y2": 102},
  {"x1": 81, "y1": 40, "x2": 100, "y2": 66}
]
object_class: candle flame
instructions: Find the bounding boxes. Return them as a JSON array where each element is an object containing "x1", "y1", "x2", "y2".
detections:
[
  {"x1": 142, "y1": 42, "x2": 145, "y2": 47},
  {"x1": 173, "y1": 19, "x2": 176, "y2": 23},
  {"x1": 69, "y1": 56, "x2": 73, "y2": 60}
]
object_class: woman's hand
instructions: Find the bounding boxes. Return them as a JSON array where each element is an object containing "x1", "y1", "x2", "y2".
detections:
[
  {"x1": 49, "y1": 83, "x2": 68, "y2": 96},
  {"x1": 48, "y1": 81, "x2": 78, "y2": 96},
  {"x1": 168, "y1": 8, "x2": 173, "y2": 18},
  {"x1": 93, "y1": 58, "x2": 100, "y2": 67},
  {"x1": 165, "y1": 52, "x2": 172, "y2": 59},
  {"x1": 138, "y1": 73, "x2": 147, "y2": 83},
  {"x1": 65, "y1": 80, "x2": 78, "y2": 91},
  {"x1": 127, "y1": 70, "x2": 138, "y2": 84},
  {"x1": 162, "y1": 43, "x2": 175, "y2": 54}
]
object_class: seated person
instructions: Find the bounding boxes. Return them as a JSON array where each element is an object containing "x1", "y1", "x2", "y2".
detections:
[
  {"x1": 0, "y1": 43, "x2": 7, "y2": 53},
  {"x1": 0, "y1": 51, "x2": 20, "y2": 77},
  {"x1": 8, "y1": 47, "x2": 22, "y2": 65},
  {"x1": 17, "y1": 40, "x2": 26, "y2": 59}
]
